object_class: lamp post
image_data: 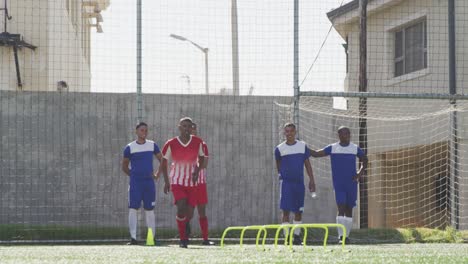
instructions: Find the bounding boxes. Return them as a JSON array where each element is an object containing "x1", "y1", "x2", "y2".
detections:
[{"x1": 170, "y1": 34, "x2": 209, "y2": 94}]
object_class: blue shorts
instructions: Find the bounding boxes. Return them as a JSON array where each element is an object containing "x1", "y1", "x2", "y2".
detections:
[
  {"x1": 280, "y1": 181, "x2": 305, "y2": 213},
  {"x1": 334, "y1": 182, "x2": 357, "y2": 208},
  {"x1": 128, "y1": 179, "x2": 156, "y2": 210}
]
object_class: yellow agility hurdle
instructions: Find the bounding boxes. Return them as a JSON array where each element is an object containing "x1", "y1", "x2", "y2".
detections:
[
  {"x1": 220, "y1": 226, "x2": 244, "y2": 248},
  {"x1": 220, "y1": 223, "x2": 347, "y2": 252},
  {"x1": 289, "y1": 223, "x2": 347, "y2": 252},
  {"x1": 240, "y1": 225, "x2": 268, "y2": 251},
  {"x1": 220, "y1": 225, "x2": 267, "y2": 251},
  {"x1": 265, "y1": 224, "x2": 299, "y2": 247}
]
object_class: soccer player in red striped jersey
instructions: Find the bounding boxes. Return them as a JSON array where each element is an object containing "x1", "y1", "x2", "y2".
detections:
[
  {"x1": 160, "y1": 117, "x2": 205, "y2": 248},
  {"x1": 186, "y1": 122, "x2": 215, "y2": 245}
]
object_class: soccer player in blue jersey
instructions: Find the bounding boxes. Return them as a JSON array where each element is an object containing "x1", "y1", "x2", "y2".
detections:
[
  {"x1": 121, "y1": 122, "x2": 168, "y2": 245},
  {"x1": 309, "y1": 126, "x2": 368, "y2": 244},
  {"x1": 275, "y1": 123, "x2": 316, "y2": 245}
]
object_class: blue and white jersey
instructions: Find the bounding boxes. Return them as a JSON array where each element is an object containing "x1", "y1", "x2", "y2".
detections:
[
  {"x1": 275, "y1": 140, "x2": 310, "y2": 183},
  {"x1": 123, "y1": 140, "x2": 160, "y2": 181},
  {"x1": 323, "y1": 142, "x2": 365, "y2": 185}
]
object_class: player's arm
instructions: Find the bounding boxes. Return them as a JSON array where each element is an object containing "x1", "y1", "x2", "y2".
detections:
[
  {"x1": 121, "y1": 158, "x2": 130, "y2": 176},
  {"x1": 159, "y1": 158, "x2": 170, "y2": 193},
  {"x1": 308, "y1": 148, "x2": 328, "y2": 158},
  {"x1": 200, "y1": 143, "x2": 209, "y2": 169},
  {"x1": 275, "y1": 148, "x2": 281, "y2": 179},
  {"x1": 304, "y1": 158, "x2": 316, "y2": 192},
  {"x1": 353, "y1": 149, "x2": 368, "y2": 182},
  {"x1": 275, "y1": 159, "x2": 281, "y2": 173},
  {"x1": 353, "y1": 155, "x2": 368, "y2": 182},
  {"x1": 202, "y1": 157, "x2": 209, "y2": 169},
  {"x1": 192, "y1": 155, "x2": 204, "y2": 184},
  {"x1": 153, "y1": 152, "x2": 163, "y2": 180}
]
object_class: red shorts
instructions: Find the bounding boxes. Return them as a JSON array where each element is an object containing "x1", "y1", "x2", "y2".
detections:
[
  {"x1": 194, "y1": 183, "x2": 208, "y2": 206},
  {"x1": 171, "y1": 184, "x2": 197, "y2": 207}
]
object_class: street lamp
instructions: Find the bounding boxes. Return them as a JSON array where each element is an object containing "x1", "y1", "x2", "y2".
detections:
[{"x1": 170, "y1": 34, "x2": 209, "y2": 94}]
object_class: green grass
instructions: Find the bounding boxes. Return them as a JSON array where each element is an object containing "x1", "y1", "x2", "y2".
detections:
[
  {"x1": 1, "y1": 226, "x2": 467, "y2": 263},
  {"x1": 0, "y1": 244, "x2": 467, "y2": 264},
  {"x1": 1, "y1": 225, "x2": 467, "y2": 244}
]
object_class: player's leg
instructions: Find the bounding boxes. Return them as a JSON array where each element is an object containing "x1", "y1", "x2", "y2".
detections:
[
  {"x1": 196, "y1": 184, "x2": 214, "y2": 245},
  {"x1": 128, "y1": 182, "x2": 143, "y2": 245},
  {"x1": 291, "y1": 183, "x2": 305, "y2": 245},
  {"x1": 342, "y1": 183, "x2": 358, "y2": 242},
  {"x1": 334, "y1": 189, "x2": 348, "y2": 241},
  {"x1": 172, "y1": 184, "x2": 190, "y2": 248},
  {"x1": 280, "y1": 181, "x2": 292, "y2": 240},
  {"x1": 143, "y1": 180, "x2": 156, "y2": 242},
  {"x1": 185, "y1": 185, "x2": 200, "y2": 239}
]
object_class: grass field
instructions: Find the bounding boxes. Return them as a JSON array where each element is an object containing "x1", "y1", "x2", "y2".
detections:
[
  {"x1": 1, "y1": 227, "x2": 467, "y2": 263},
  {"x1": 0, "y1": 243, "x2": 467, "y2": 264}
]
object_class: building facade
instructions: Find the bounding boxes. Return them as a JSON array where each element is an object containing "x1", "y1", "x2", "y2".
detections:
[{"x1": 0, "y1": 0, "x2": 109, "y2": 91}]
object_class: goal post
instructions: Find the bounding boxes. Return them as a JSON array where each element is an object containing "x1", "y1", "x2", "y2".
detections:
[{"x1": 277, "y1": 91, "x2": 468, "y2": 230}]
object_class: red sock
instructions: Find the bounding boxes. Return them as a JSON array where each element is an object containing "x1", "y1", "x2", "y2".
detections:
[
  {"x1": 199, "y1": 216, "x2": 209, "y2": 240},
  {"x1": 176, "y1": 215, "x2": 187, "y2": 240}
]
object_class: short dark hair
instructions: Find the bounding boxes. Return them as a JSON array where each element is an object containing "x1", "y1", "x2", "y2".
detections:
[
  {"x1": 179, "y1": 117, "x2": 193, "y2": 124},
  {"x1": 191, "y1": 122, "x2": 197, "y2": 128},
  {"x1": 136, "y1": 122, "x2": 148, "y2": 130},
  {"x1": 337, "y1": 126, "x2": 350, "y2": 133},
  {"x1": 284, "y1": 123, "x2": 296, "y2": 129}
]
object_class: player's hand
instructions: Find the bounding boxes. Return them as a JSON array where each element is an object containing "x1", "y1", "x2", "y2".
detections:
[
  {"x1": 353, "y1": 171, "x2": 363, "y2": 182},
  {"x1": 153, "y1": 170, "x2": 162, "y2": 181},
  {"x1": 192, "y1": 171, "x2": 199, "y2": 184},
  {"x1": 163, "y1": 182, "x2": 170, "y2": 194},
  {"x1": 309, "y1": 181, "x2": 316, "y2": 192}
]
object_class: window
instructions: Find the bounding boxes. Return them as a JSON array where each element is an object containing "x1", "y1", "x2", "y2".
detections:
[{"x1": 394, "y1": 19, "x2": 427, "y2": 77}]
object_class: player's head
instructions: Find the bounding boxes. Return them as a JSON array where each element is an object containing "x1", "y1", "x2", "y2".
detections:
[
  {"x1": 191, "y1": 122, "x2": 198, "y2": 136},
  {"x1": 135, "y1": 122, "x2": 148, "y2": 140},
  {"x1": 178, "y1": 117, "x2": 193, "y2": 137},
  {"x1": 283, "y1": 123, "x2": 296, "y2": 141},
  {"x1": 337, "y1": 126, "x2": 351, "y2": 144}
]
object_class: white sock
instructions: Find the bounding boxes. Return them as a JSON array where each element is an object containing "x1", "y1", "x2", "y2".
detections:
[
  {"x1": 336, "y1": 216, "x2": 345, "y2": 238},
  {"x1": 129, "y1": 209, "x2": 137, "y2": 240},
  {"x1": 344, "y1": 217, "x2": 353, "y2": 237},
  {"x1": 281, "y1": 222, "x2": 289, "y2": 238},
  {"x1": 145, "y1": 210, "x2": 156, "y2": 237},
  {"x1": 293, "y1": 220, "x2": 302, "y2": 236}
]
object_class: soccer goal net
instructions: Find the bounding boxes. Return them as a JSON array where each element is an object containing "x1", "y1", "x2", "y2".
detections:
[{"x1": 276, "y1": 94, "x2": 468, "y2": 230}]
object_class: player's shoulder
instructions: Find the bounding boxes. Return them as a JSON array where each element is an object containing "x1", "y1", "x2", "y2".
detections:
[
  {"x1": 191, "y1": 135, "x2": 204, "y2": 144},
  {"x1": 331, "y1": 142, "x2": 359, "y2": 154},
  {"x1": 145, "y1": 139, "x2": 155, "y2": 145},
  {"x1": 164, "y1": 137, "x2": 178, "y2": 145},
  {"x1": 276, "y1": 140, "x2": 287, "y2": 149},
  {"x1": 126, "y1": 140, "x2": 137, "y2": 148},
  {"x1": 276, "y1": 140, "x2": 306, "y2": 153},
  {"x1": 296, "y1": 140, "x2": 307, "y2": 147}
]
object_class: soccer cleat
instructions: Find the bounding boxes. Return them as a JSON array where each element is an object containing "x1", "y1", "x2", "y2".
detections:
[
  {"x1": 292, "y1": 234, "x2": 303, "y2": 246},
  {"x1": 202, "y1": 239, "x2": 215, "y2": 246},
  {"x1": 179, "y1": 239, "x2": 189, "y2": 248},
  {"x1": 338, "y1": 236, "x2": 350, "y2": 244},
  {"x1": 127, "y1": 238, "x2": 138, "y2": 245},
  {"x1": 185, "y1": 221, "x2": 191, "y2": 237}
]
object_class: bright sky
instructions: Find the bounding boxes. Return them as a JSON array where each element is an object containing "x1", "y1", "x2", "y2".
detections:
[{"x1": 91, "y1": 0, "x2": 347, "y2": 96}]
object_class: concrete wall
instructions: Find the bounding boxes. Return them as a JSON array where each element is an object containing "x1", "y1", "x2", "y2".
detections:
[{"x1": 0, "y1": 91, "x2": 297, "y2": 235}]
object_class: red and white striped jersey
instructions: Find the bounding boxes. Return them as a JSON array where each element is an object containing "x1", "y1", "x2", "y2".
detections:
[
  {"x1": 198, "y1": 142, "x2": 209, "y2": 184},
  {"x1": 162, "y1": 135, "x2": 205, "y2": 187}
]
